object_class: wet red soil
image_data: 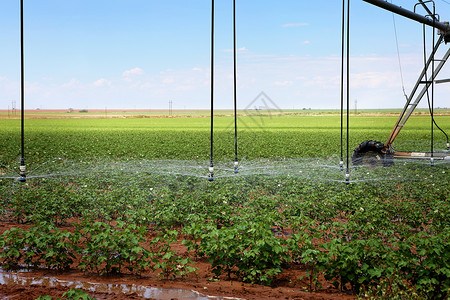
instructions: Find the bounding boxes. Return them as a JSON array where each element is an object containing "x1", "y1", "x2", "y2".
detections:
[{"x1": 0, "y1": 221, "x2": 356, "y2": 300}]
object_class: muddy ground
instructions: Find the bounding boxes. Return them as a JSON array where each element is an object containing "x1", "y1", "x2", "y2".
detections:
[{"x1": 0, "y1": 221, "x2": 356, "y2": 300}]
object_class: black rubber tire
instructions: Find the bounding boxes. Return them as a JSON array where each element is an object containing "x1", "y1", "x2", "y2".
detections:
[{"x1": 351, "y1": 140, "x2": 393, "y2": 167}]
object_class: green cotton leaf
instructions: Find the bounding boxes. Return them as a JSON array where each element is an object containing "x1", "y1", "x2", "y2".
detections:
[
  {"x1": 11, "y1": 248, "x2": 21, "y2": 258},
  {"x1": 131, "y1": 246, "x2": 142, "y2": 254},
  {"x1": 368, "y1": 268, "x2": 383, "y2": 278},
  {"x1": 162, "y1": 252, "x2": 173, "y2": 260},
  {"x1": 35, "y1": 296, "x2": 53, "y2": 300}
]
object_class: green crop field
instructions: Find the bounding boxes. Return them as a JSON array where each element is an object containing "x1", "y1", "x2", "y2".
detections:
[
  {"x1": 0, "y1": 113, "x2": 449, "y2": 298},
  {"x1": 1, "y1": 113, "x2": 448, "y2": 164}
]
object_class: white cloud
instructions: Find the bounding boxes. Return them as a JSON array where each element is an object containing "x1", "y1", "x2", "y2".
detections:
[
  {"x1": 273, "y1": 81, "x2": 293, "y2": 86},
  {"x1": 140, "y1": 82, "x2": 154, "y2": 89},
  {"x1": 122, "y1": 67, "x2": 144, "y2": 77},
  {"x1": 351, "y1": 72, "x2": 398, "y2": 89},
  {"x1": 302, "y1": 40, "x2": 310, "y2": 45},
  {"x1": 2, "y1": 46, "x2": 444, "y2": 110},
  {"x1": 162, "y1": 77, "x2": 174, "y2": 84},
  {"x1": 62, "y1": 78, "x2": 80, "y2": 88},
  {"x1": 93, "y1": 78, "x2": 111, "y2": 87},
  {"x1": 283, "y1": 22, "x2": 309, "y2": 27},
  {"x1": 175, "y1": 85, "x2": 196, "y2": 91},
  {"x1": 223, "y1": 46, "x2": 248, "y2": 53}
]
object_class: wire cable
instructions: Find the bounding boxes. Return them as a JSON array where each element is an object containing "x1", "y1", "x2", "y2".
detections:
[
  {"x1": 209, "y1": 0, "x2": 214, "y2": 180},
  {"x1": 391, "y1": 9, "x2": 408, "y2": 100},
  {"x1": 233, "y1": 0, "x2": 239, "y2": 173}
]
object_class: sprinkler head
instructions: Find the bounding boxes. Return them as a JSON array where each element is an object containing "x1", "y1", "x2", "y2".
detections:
[
  {"x1": 339, "y1": 160, "x2": 344, "y2": 171},
  {"x1": 345, "y1": 172, "x2": 350, "y2": 185},
  {"x1": 447, "y1": 142, "x2": 449, "y2": 150},
  {"x1": 234, "y1": 161, "x2": 239, "y2": 173},
  {"x1": 208, "y1": 166, "x2": 214, "y2": 181},
  {"x1": 430, "y1": 157, "x2": 434, "y2": 167},
  {"x1": 19, "y1": 161, "x2": 26, "y2": 182}
]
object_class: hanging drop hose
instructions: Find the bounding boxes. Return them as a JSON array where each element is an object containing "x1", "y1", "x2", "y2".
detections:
[
  {"x1": 345, "y1": 0, "x2": 350, "y2": 184},
  {"x1": 208, "y1": 0, "x2": 214, "y2": 181},
  {"x1": 233, "y1": 0, "x2": 239, "y2": 173},
  {"x1": 19, "y1": 0, "x2": 26, "y2": 182},
  {"x1": 430, "y1": 20, "x2": 434, "y2": 166},
  {"x1": 422, "y1": 23, "x2": 449, "y2": 164},
  {"x1": 339, "y1": 0, "x2": 345, "y2": 171}
]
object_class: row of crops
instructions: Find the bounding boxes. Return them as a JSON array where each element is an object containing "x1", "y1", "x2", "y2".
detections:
[
  {"x1": 0, "y1": 160, "x2": 448, "y2": 298},
  {"x1": 0, "y1": 115, "x2": 444, "y2": 164},
  {"x1": 0, "y1": 115, "x2": 449, "y2": 298}
]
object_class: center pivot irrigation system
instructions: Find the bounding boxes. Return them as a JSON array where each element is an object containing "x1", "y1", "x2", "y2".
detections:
[
  {"x1": 13, "y1": 0, "x2": 450, "y2": 183},
  {"x1": 351, "y1": 0, "x2": 450, "y2": 168}
]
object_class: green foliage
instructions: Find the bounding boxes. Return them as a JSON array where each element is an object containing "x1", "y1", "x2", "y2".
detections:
[
  {"x1": 78, "y1": 221, "x2": 150, "y2": 275},
  {"x1": 0, "y1": 222, "x2": 78, "y2": 270},
  {"x1": 6, "y1": 181, "x2": 87, "y2": 225},
  {"x1": 360, "y1": 274, "x2": 419, "y2": 299},
  {"x1": 393, "y1": 231, "x2": 450, "y2": 298},
  {"x1": 0, "y1": 115, "x2": 449, "y2": 295},
  {"x1": 185, "y1": 217, "x2": 290, "y2": 285},
  {"x1": 0, "y1": 115, "x2": 424, "y2": 163},
  {"x1": 320, "y1": 237, "x2": 394, "y2": 293},
  {"x1": 35, "y1": 288, "x2": 96, "y2": 300},
  {"x1": 61, "y1": 288, "x2": 96, "y2": 300},
  {"x1": 76, "y1": 221, "x2": 196, "y2": 278},
  {"x1": 150, "y1": 229, "x2": 197, "y2": 279}
]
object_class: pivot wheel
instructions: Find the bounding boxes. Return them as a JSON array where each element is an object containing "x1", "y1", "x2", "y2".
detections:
[
  {"x1": 359, "y1": 150, "x2": 383, "y2": 169},
  {"x1": 352, "y1": 140, "x2": 393, "y2": 167}
]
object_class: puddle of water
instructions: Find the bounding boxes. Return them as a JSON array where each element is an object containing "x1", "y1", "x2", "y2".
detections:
[{"x1": 0, "y1": 270, "x2": 243, "y2": 300}]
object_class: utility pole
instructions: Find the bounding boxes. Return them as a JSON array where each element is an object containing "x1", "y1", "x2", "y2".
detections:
[
  {"x1": 12, "y1": 101, "x2": 16, "y2": 116},
  {"x1": 169, "y1": 100, "x2": 173, "y2": 116}
]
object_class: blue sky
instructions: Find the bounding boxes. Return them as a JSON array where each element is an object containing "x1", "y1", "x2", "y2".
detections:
[{"x1": 1, "y1": 0, "x2": 450, "y2": 110}]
